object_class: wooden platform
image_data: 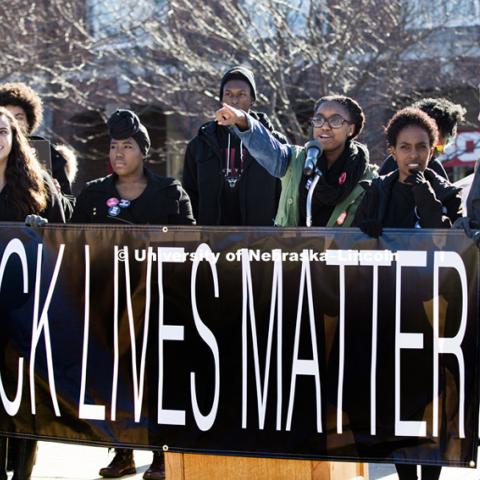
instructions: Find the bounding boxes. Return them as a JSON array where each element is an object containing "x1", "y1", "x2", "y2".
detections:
[{"x1": 165, "y1": 452, "x2": 368, "y2": 479}]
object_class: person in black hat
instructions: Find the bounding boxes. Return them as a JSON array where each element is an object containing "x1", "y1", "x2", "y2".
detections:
[
  {"x1": 71, "y1": 109, "x2": 194, "y2": 226},
  {"x1": 71, "y1": 109, "x2": 194, "y2": 480},
  {"x1": 182, "y1": 66, "x2": 287, "y2": 226}
]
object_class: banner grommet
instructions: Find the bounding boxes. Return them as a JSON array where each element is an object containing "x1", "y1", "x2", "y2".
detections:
[{"x1": 163, "y1": 445, "x2": 169, "y2": 452}]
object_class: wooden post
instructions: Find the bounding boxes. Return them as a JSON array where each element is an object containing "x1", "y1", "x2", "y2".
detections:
[{"x1": 165, "y1": 453, "x2": 368, "y2": 480}]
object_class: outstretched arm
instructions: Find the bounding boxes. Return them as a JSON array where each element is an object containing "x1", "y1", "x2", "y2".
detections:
[{"x1": 215, "y1": 103, "x2": 292, "y2": 178}]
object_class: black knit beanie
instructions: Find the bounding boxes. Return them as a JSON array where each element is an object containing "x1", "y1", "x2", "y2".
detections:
[
  {"x1": 219, "y1": 66, "x2": 256, "y2": 101},
  {"x1": 107, "y1": 109, "x2": 151, "y2": 156}
]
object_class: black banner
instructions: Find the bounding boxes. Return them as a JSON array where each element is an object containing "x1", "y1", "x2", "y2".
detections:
[{"x1": 0, "y1": 224, "x2": 478, "y2": 468}]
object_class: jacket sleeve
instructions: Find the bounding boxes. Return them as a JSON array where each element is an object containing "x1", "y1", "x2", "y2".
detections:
[
  {"x1": 413, "y1": 182, "x2": 455, "y2": 228},
  {"x1": 182, "y1": 140, "x2": 199, "y2": 221},
  {"x1": 352, "y1": 182, "x2": 378, "y2": 226},
  {"x1": 169, "y1": 186, "x2": 196, "y2": 225},
  {"x1": 232, "y1": 116, "x2": 292, "y2": 178},
  {"x1": 43, "y1": 176, "x2": 66, "y2": 223},
  {"x1": 69, "y1": 189, "x2": 91, "y2": 224},
  {"x1": 429, "y1": 158, "x2": 449, "y2": 181},
  {"x1": 443, "y1": 191, "x2": 463, "y2": 226},
  {"x1": 466, "y1": 165, "x2": 480, "y2": 223}
]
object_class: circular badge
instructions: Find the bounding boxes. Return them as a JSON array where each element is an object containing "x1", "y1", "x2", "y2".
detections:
[
  {"x1": 106, "y1": 197, "x2": 119, "y2": 207},
  {"x1": 338, "y1": 172, "x2": 347, "y2": 185},
  {"x1": 108, "y1": 206, "x2": 121, "y2": 217},
  {"x1": 119, "y1": 199, "x2": 131, "y2": 208}
]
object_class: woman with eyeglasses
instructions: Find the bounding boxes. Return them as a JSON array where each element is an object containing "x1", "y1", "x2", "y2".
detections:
[{"x1": 215, "y1": 95, "x2": 377, "y2": 227}]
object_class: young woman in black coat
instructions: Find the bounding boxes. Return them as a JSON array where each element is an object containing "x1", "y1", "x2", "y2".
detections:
[
  {"x1": 356, "y1": 107, "x2": 461, "y2": 235},
  {"x1": 71, "y1": 109, "x2": 194, "y2": 480},
  {"x1": 0, "y1": 107, "x2": 65, "y2": 480},
  {"x1": 355, "y1": 107, "x2": 462, "y2": 480},
  {"x1": 71, "y1": 110, "x2": 194, "y2": 227},
  {"x1": 378, "y1": 97, "x2": 466, "y2": 181}
]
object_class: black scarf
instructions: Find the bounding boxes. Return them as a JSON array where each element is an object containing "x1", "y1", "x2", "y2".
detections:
[
  {"x1": 299, "y1": 140, "x2": 369, "y2": 227},
  {"x1": 309, "y1": 140, "x2": 369, "y2": 206}
]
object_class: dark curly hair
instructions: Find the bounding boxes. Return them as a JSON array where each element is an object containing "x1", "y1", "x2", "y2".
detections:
[
  {"x1": 0, "y1": 107, "x2": 48, "y2": 217},
  {"x1": 411, "y1": 97, "x2": 465, "y2": 140},
  {"x1": 314, "y1": 95, "x2": 365, "y2": 139},
  {"x1": 0, "y1": 82, "x2": 43, "y2": 135},
  {"x1": 385, "y1": 107, "x2": 439, "y2": 148}
]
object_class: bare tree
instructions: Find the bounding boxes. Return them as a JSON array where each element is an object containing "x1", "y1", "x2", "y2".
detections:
[{"x1": 1, "y1": 0, "x2": 478, "y2": 173}]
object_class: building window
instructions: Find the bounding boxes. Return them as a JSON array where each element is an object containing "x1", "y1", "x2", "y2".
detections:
[
  {"x1": 404, "y1": 0, "x2": 480, "y2": 28},
  {"x1": 87, "y1": 0, "x2": 167, "y2": 41}
]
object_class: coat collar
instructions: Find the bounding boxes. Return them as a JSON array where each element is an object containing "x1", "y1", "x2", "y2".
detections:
[{"x1": 87, "y1": 168, "x2": 177, "y2": 195}]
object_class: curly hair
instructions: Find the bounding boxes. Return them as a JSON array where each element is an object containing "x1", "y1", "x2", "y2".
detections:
[
  {"x1": 314, "y1": 95, "x2": 365, "y2": 139},
  {"x1": 0, "y1": 82, "x2": 43, "y2": 135},
  {"x1": 411, "y1": 97, "x2": 465, "y2": 140},
  {"x1": 0, "y1": 107, "x2": 48, "y2": 217},
  {"x1": 385, "y1": 107, "x2": 439, "y2": 148}
]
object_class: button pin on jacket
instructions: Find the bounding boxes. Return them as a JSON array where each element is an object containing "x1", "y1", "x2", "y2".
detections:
[
  {"x1": 108, "y1": 206, "x2": 121, "y2": 217},
  {"x1": 106, "y1": 197, "x2": 119, "y2": 207}
]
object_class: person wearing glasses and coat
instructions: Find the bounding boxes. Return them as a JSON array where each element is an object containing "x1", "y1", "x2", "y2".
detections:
[{"x1": 214, "y1": 94, "x2": 377, "y2": 227}]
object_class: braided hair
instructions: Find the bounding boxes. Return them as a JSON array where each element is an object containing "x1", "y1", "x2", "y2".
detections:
[{"x1": 314, "y1": 95, "x2": 365, "y2": 139}]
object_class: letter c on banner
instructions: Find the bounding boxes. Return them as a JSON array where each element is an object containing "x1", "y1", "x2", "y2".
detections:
[{"x1": 0, "y1": 239, "x2": 28, "y2": 415}]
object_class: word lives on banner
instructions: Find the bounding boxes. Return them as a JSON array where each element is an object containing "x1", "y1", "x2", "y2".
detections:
[{"x1": 0, "y1": 224, "x2": 478, "y2": 467}]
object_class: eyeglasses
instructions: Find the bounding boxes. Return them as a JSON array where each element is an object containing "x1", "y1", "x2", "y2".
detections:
[{"x1": 310, "y1": 114, "x2": 351, "y2": 129}]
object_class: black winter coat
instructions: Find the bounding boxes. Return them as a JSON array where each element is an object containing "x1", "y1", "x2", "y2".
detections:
[
  {"x1": 183, "y1": 111, "x2": 287, "y2": 226},
  {"x1": 354, "y1": 169, "x2": 462, "y2": 228},
  {"x1": 71, "y1": 168, "x2": 195, "y2": 225}
]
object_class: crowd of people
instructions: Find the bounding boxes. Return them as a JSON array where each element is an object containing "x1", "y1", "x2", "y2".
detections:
[{"x1": 0, "y1": 68, "x2": 477, "y2": 480}]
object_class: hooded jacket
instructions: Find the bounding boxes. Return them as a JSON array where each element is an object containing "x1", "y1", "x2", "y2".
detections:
[{"x1": 183, "y1": 111, "x2": 287, "y2": 226}]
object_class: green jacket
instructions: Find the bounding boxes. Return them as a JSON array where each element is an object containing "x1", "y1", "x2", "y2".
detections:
[{"x1": 275, "y1": 144, "x2": 377, "y2": 227}]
